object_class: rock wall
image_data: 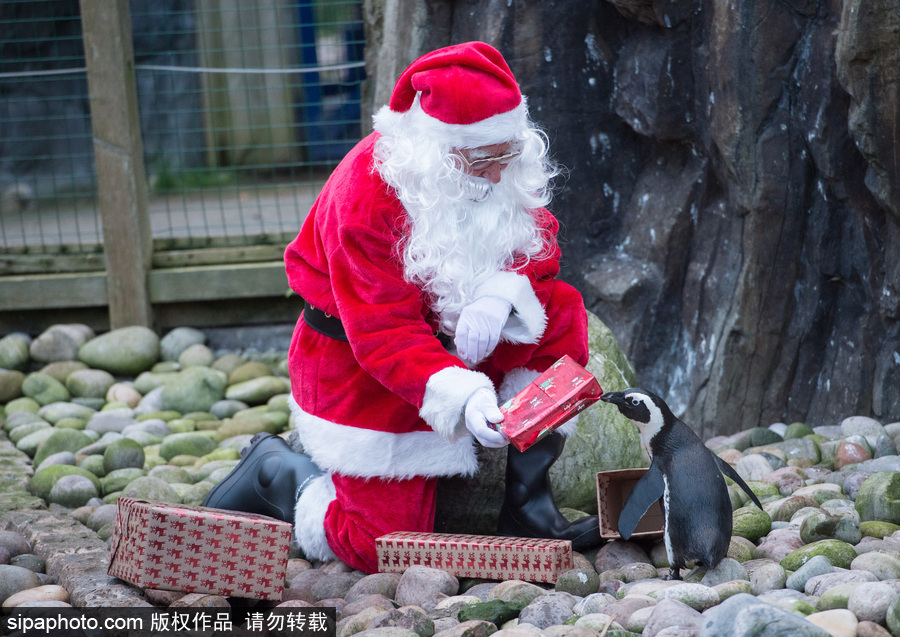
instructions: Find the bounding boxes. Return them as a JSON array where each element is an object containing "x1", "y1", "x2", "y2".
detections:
[{"x1": 364, "y1": 0, "x2": 900, "y2": 436}]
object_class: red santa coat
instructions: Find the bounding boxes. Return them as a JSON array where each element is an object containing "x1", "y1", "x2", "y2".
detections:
[{"x1": 284, "y1": 132, "x2": 589, "y2": 569}]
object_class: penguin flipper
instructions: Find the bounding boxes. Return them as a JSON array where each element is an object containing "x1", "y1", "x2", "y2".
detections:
[
  {"x1": 715, "y1": 455, "x2": 764, "y2": 509},
  {"x1": 618, "y1": 461, "x2": 665, "y2": 540}
]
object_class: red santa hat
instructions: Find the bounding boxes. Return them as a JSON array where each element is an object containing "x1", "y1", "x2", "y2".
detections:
[{"x1": 373, "y1": 41, "x2": 528, "y2": 148}]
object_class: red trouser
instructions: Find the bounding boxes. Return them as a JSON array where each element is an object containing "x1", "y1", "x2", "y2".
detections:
[{"x1": 322, "y1": 473, "x2": 437, "y2": 573}]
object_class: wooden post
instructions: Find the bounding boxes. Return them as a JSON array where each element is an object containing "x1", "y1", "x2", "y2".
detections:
[{"x1": 79, "y1": 0, "x2": 153, "y2": 328}]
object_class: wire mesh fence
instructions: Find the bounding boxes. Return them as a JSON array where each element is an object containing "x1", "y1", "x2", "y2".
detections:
[{"x1": 0, "y1": 0, "x2": 365, "y2": 264}]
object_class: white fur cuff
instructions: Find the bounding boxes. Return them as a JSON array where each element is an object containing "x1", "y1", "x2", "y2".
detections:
[
  {"x1": 295, "y1": 474, "x2": 338, "y2": 563},
  {"x1": 474, "y1": 271, "x2": 546, "y2": 344},
  {"x1": 421, "y1": 366, "x2": 496, "y2": 440}
]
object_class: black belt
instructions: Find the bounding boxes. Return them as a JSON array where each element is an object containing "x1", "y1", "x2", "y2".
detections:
[
  {"x1": 303, "y1": 301, "x2": 454, "y2": 349},
  {"x1": 303, "y1": 303, "x2": 349, "y2": 341}
]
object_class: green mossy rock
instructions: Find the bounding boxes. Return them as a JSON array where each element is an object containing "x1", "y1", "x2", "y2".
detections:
[
  {"x1": 21, "y1": 372, "x2": 70, "y2": 406},
  {"x1": 103, "y1": 438, "x2": 146, "y2": 473},
  {"x1": 458, "y1": 600, "x2": 524, "y2": 625},
  {"x1": 101, "y1": 468, "x2": 148, "y2": 495},
  {"x1": 855, "y1": 471, "x2": 900, "y2": 524},
  {"x1": 160, "y1": 367, "x2": 227, "y2": 414},
  {"x1": 78, "y1": 454, "x2": 107, "y2": 478},
  {"x1": 159, "y1": 432, "x2": 218, "y2": 461},
  {"x1": 78, "y1": 326, "x2": 160, "y2": 375},
  {"x1": 5, "y1": 397, "x2": 40, "y2": 414},
  {"x1": 121, "y1": 476, "x2": 180, "y2": 504},
  {"x1": 732, "y1": 505, "x2": 772, "y2": 542},
  {"x1": 225, "y1": 376, "x2": 291, "y2": 404},
  {"x1": 780, "y1": 539, "x2": 858, "y2": 571},
  {"x1": 860, "y1": 520, "x2": 900, "y2": 538},
  {"x1": 783, "y1": 422, "x2": 814, "y2": 440},
  {"x1": 9, "y1": 421, "x2": 51, "y2": 445},
  {"x1": 0, "y1": 369, "x2": 25, "y2": 403},
  {"x1": 33, "y1": 428, "x2": 94, "y2": 467},
  {"x1": 30, "y1": 465, "x2": 102, "y2": 501},
  {"x1": 0, "y1": 334, "x2": 30, "y2": 371}
]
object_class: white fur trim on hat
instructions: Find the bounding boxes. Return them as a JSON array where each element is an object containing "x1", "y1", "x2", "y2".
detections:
[
  {"x1": 295, "y1": 473, "x2": 338, "y2": 562},
  {"x1": 474, "y1": 271, "x2": 547, "y2": 344},
  {"x1": 420, "y1": 366, "x2": 496, "y2": 440},
  {"x1": 373, "y1": 96, "x2": 530, "y2": 150},
  {"x1": 290, "y1": 396, "x2": 479, "y2": 479}
]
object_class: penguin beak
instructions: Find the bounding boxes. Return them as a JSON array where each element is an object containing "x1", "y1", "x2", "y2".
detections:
[{"x1": 600, "y1": 391, "x2": 624, "y2": 405}]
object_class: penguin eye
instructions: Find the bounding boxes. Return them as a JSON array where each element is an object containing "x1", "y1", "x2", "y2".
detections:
[{"x1": 630, "y1": 397, "x2": 641, "y2": 406}]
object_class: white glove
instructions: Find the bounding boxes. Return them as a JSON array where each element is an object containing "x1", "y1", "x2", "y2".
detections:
[
  {"x1": 455, "y1": 296, "x2": 512, "y2": 365},
  {"x1": 465, "y1": 388, "x2": 509, "y2": 448}
]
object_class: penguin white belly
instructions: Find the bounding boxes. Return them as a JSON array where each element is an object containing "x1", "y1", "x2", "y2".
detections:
[{"x1": 662, "y1": 474, "x2": 674, "y2": 567}]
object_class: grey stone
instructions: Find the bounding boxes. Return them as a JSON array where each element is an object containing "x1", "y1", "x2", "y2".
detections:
[
  {"x1": 700, "y1": 558, "x2": 749, "y2": 586},
  {"x1": 0, "y1": 532, "x2": 32, "y2": 559},
  {"x1": 29, "y1": 324, "x2": 94, "y2": 363},
  {"x1": 594, "y1": 541, "x2": 652, "y2": 573},
  {"x1": 805, "y1": 570, "x2": 879, "y2": 596},
  {"x1": 642, "y1": 598, "x2": 701, "y2": 637},
  {"x1": 850, "y1": 551, "x2": 900, "y2": 580},
  {"x1": 9, "y1": 554, "x2": 45, "y2": 574},
  {"x1": 48, "y1": 474, "x2": 99, "y2": 508},
  {"x1": 394, "y1": 566, "x2": 459, "y2": 609},
  {"x1": 161, "y1": 327, "x2": 207, "y2": 361},
  {"x1": 344, "y1": 573, "x2": 402, "y2": 603},
  {"x1": 786, "y1": 555, "x2": 834, "y2": 591},
  {"x1": 699, "y1": 593, "x2": 829, "y2": 637},
  {"x1": 518, "y1": 592, "x2": 578, "y2": 630},
  {"x1": 86, "y1": 413, "x2": 138, "y2": 435},
  {"x1": 312, "y1": 572, "x2": 365, "y2": 601},
  {"x1": 178, "y1": 344, "x2": 215, "y2": 368},
  {"x1": 0, "y1": 565, "x2": 42, "y2": 604},
  {"x1": 847, "y1": 581, "x2": 899, "y2": 625},
  {"x1": 210, "y1": 399, "x2": 250, "y2": 419},
  {"x1": 35, "y1": 451, "x2": 77, "y2": 473}
]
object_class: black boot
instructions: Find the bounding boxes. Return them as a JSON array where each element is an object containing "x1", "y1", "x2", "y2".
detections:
[
  {"x1": 498, "y1": 431, "x2": 602, "y2": 552},
  {"x1": 203, "y1": 433, "x2": 321, "y2": 523}
]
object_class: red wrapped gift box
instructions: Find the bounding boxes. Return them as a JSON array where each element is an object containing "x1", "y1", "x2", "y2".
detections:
[
  {"x1": 108, "y1": 498, "x2": 292, "y2": 600},
  {"x1": 376, "y1": 532, "x2": 573, "y2": 583},
  {"x1": 497, "y1": 355, "x2": 603, "y2": 451}
]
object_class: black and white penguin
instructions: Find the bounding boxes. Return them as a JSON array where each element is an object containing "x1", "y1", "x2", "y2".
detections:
[{"x1": 601, "y1": 388, "x2": 763, "y2": 580}]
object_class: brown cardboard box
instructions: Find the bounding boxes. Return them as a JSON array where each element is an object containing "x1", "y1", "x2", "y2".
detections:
[
  {"x1": 596, "y1": 469, "x2": 665, "y2": 539},
  {"x1": 376, "y1": 532, "x2": 573, "y2": 583},
  {"x1": 108, "y1": 498, "x2": 292, "y2": 600}
]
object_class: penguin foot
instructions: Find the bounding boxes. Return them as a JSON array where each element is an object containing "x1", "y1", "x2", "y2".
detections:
[{"x1": 664, "y1": 569, "x2": 683, "y2": 581}]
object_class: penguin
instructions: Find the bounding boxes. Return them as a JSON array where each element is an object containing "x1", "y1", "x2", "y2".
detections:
[{"x1": 600, "y1": 388, "x2": 763, "y2": 580}]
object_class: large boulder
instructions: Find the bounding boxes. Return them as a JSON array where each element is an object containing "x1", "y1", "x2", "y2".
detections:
[{"x1": 433, "y1": 311, "x2": 643, "y2": 534}]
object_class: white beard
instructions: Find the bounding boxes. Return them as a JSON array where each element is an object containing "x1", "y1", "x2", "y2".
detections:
[
  {"x1": 396, "y1": 171, "x2": 545, "y2": 334},
  {"x1": 371, "y1": 110, "x2": 559, "y2": 335}
]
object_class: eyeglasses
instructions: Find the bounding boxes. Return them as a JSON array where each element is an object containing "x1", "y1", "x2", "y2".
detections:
[{"x1": 456, "y1": 149, "x2": 521, "y2": 170}]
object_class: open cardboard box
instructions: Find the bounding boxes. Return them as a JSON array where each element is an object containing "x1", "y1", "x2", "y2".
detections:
[{"x1": 596, "y1": 468, "x2": 665, "y2": 539}]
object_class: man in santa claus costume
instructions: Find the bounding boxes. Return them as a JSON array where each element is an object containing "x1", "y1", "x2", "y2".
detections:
[{"x1": 204, "y1": 41, "x2": 601, "y2": 573}]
